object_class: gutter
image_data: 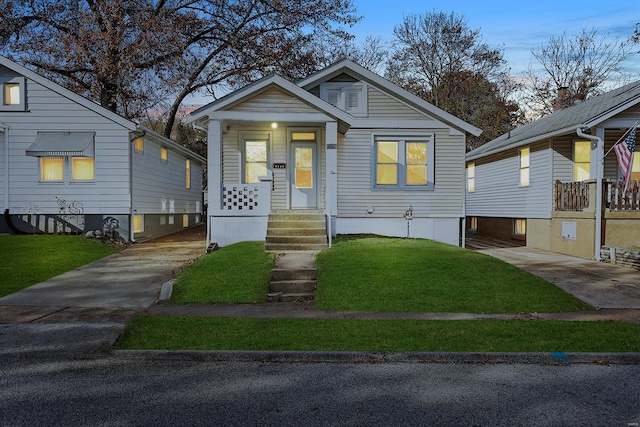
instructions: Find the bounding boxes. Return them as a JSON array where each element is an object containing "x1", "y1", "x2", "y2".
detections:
[
  {"x1": 576, "y1": 126, "x2": 603, "y2": 261},
  {"x1": 1, "y1": 122, "x2": 8, "y2": 210}
]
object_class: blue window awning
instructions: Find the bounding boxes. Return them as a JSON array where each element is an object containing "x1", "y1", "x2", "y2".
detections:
[{"x1": 26, "y1": 131, "x2": 95, "y2": 157}]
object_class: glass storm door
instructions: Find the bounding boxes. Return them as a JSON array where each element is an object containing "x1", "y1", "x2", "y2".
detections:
[{"x1": 290, "y1": 142, "x2": 317, "y2": 208}]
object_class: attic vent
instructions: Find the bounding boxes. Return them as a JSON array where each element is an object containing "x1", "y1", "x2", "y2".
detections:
[
  {"x1": 347, "y1": 91, "x2": 359, "y2": 108},
  {"x1": 319, "y1": 82, "x2": 367, "y2": 117},
  {"x1": 327, "y1": 90, "x2": 339, "y2": 107}
]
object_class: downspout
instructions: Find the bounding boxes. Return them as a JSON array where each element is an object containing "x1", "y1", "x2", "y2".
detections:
[
  {"x1": 576, "y1": 126, "x2": 603, "y2": 261},
  {"x1": 1, "y1": 122, "x2": 8, "y2": 211}
]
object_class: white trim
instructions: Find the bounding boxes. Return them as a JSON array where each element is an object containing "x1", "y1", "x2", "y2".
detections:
[
  {"x1": 298, "y1": 59, "x2": 482, "y2": 137},
  {"x1": 189, "y1": 74, "x2": 354, "y2": 126},
  {"x1": 208, "y1": 111, "x2": 336, "y2": 123}
]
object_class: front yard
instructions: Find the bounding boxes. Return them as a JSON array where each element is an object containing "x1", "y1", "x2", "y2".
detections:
[
  {"x1": 117, "y1": 236, "x2": 640, "y2": 352},
  {"x1": 0, "y1": 235, "x2": 119, "y2": 298}
]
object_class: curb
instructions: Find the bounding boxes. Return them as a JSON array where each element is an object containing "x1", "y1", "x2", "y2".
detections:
[{"x1": 114, "y1": 349, "x2": 640, "y2": 365}]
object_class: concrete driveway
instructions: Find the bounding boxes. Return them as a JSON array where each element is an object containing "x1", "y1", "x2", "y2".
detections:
[
  {"x1": 0, "y1": 225, "x2": 206, "y2": 323},
  {"x1": 479, "y1": 247, "x2": 640, "y2": 309}
]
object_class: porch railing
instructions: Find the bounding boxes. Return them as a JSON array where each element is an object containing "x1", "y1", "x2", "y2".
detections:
[
  {"x1": 606, "y1": 179, "x2": 640, "y2": 212},
  {"x1": 554, "y1": 180, "x2": 590, "y2": 211},
  {"x1": 219, "y1": 183, "x2": 271, "y2": 216},
  {"x1": 554, "y1": 179, "x2": 640, "y2": 212}
]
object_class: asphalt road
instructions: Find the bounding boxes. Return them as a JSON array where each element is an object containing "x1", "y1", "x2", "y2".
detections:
[{"x1": 2, "y1": 355, "x2": 640, "y2": 426}]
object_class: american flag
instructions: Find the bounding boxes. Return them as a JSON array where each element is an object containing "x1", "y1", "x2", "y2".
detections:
[{"x1": 614, "y1": 127, "x2": 636, "y2": 194}]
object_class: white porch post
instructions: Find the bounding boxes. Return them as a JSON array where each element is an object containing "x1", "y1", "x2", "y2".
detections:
[
  {"x1": 325, "y1": 121, "x2": 338, "y2": 216},
  {"x1": 207, "y1": 118, "x2": 223, "y2": 246}
]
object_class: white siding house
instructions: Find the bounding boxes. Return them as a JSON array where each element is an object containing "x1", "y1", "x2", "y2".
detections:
[
  {"x1": 0, "y1": 55, "x2": 205, "y2": 241},
  {"x1": 466, "y1": 81, "x2": 640, "y2": 260},
  {"x1": 190, "y1": 60, "x2": 481, "y2": 248}
]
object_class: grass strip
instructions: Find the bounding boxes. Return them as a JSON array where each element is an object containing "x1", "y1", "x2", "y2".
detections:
[
  {"x1": 315, "y1": 236, "x2": 592, "y2": 313},
  {"x1": 171, "y1": 241, "x2": 275, "y2": 303},
  {"x1": 118, "y1": 316, "x2": 640, "y2": 353},
  {"x1": 0, "y1": 235, "x2": 119, "y2": 297}
]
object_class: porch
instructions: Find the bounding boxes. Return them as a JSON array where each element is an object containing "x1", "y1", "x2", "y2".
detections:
[
  {"x1": 206, "y1": 182, "x2": 331, "y2": 250},
  {"x1": 551, "y1": 179, "x2": 640, "y2": 262},
  {"x1": 554, "y1": 179, "x2": 640, "y2": 212}
]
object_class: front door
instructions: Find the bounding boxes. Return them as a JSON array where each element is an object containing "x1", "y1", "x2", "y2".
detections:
[{"x1": 290, "y1": 142, "x2": 317, "y2": 209}]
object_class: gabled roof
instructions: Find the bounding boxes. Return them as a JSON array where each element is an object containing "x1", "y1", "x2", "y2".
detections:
[
  {"x1": 0, "y1": 55, "x2": 136, "y2": 130},
  {"x1": 298, "y1": 59, "x2": 483, "y2": 137},
  {"x1": 189, "y1": 73, "x2": 354, "y2": 127},
  {"x1": 467, "y1": 80, "x2": 640, "y2": 161}
]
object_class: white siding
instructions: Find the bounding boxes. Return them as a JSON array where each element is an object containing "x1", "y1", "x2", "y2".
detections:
[
  {"x1": 337, "y1": 128, "x2": 465, "y2": 218},
  {"x1": 466, "y1": 142, "x2": 552, "y2": 219},
  {"x1": 1, "y1": 76, "x2": 132, "y2": 215},
  {"x1": 368, "y1": 87, "x2": 433, "y2": 120},
  {"x1": 131, "y1": 137, "x2": 204, "y2": 215},
  {"x1": 230, "y1": 87, "x2": 318, "y2": 114},
  {"x1": 221, "y1": 123, "x2": 326, "y2": 211}
]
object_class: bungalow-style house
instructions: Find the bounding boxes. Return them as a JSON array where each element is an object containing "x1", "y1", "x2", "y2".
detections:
[
  {"x1": 0, "y1": 55, "x2": 205, "y2": 242},
  {"x1": 189, "y1": 59, "x2": 482, "y2": 250},
  {"x1": 466, "y1": 81, "x2": 640, "y2": 261}
]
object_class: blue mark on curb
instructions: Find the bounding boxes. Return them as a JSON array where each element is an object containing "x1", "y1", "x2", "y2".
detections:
[{"x1": 551, "y1": 352, "x2": 569, "y2": 361}]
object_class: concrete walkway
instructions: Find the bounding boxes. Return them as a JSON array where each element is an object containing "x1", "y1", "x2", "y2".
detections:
[
  {"x1": 0, "y1": 226, "x2": 206, "y2": 324},
  {"x1": 478, "y1": 247, "x2": 640, "y2": 309},
  {"x1": 2, "y1": 232, "x2": 640, "y2": 325}
]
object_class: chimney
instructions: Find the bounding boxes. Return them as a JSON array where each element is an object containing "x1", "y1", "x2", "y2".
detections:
[{"x1": 553, "y1": 86, "x2": 571, "y2": 111}]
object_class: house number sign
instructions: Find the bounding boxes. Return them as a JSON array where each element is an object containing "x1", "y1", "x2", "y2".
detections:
[{"x1": 273, "y1": 163, "x2": 286, "y2": 169}]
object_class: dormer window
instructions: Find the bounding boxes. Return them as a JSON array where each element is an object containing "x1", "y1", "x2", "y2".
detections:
[
  {"x1": 1, "y1": 76, "x2": 26, "y2": 111},
  {"x1": 320, "y1": 82, "x2": 367, "y2": 117}
]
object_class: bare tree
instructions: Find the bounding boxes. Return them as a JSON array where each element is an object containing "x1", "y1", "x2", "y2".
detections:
[
  {"x1": 522, "y1": 26, "x2": 634, "y2": 118},
  {"x1": 0, "y1": 0, "x2": 359, "y2": 138},
  {"x1": 385, "y1": 10, "x2": 518, "y2": 149}
]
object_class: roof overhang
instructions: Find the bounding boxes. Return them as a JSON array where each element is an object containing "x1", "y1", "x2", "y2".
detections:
[
  {"x1": 466, "y1": 126, "x2": 579, "y2": 161},
  {"x1": 298, "y1": 59, "x2": 483, "y2": 137},
  {"x1": 189, "y1": 74, "x2": 353, "y2": 133}
]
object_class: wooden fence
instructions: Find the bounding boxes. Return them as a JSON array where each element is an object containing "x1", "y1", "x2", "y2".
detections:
[
  {"x1": 606, "y1": 180, "x2": 640, "y2": 212},
  {"x1": 554, "y1": 179, "x2": 640, "y2": 212},
  {"x1": 554, "y1": 180, "x2": 590, "y2": 211}
]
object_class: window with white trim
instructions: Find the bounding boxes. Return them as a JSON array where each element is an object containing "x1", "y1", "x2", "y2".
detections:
[
  {"x1": 241, "y1": 132, "x2": 270, "y2": 184},
  {"x1": 373, "y1": 135, "x2": 434, "y2": 189},
  {"x1": 467, "y1": 163, "x2": 475, "y2": 192},
  {"x1": 320, "y1": 82, "x2": 367, "y2": 117},
  {"x1": 133, "y1": 137, "x2": 144, "y2": 154},
  {"x1": 514, "y1": 219, "x2": 526, "y2": 236},
  {"x1": 71, "y1": 157, "x2": 95, "y2": 181},
  {"x1": 41, "y1": 158, "x2": 64, "y2": 181},
  {"x1": 40, "y1": 157, "x2": 95, "y2": 182},
  {"x1": 185, "y1": 159, "x2": 191, "y2": 189},
  {"x1": 519, "y1": 147, "x2": 530, "y2": 186},
  {"x1": 573, "y1": 140, "x2": 590, "y2": 181},
  {"x1": 1, "y1": 76, "x2": 26, "y2": 111},
  {"x1": 133, "y1": 215, "x2": 144, "y2": 233},
  {"x1": 469, "y1": 216, "x2": 478, "y2": 232}
]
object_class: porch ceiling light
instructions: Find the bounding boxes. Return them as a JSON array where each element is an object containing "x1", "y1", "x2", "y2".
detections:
[{"x1": 271, "y1": 122, "x2": 278, "y2": 129}]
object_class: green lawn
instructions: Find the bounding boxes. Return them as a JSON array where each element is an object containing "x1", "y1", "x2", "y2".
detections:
[
  {"x1": 0, "y1": 235, "x2": 119, "y2": 297},
  {"x1": 171, "y1": 241, "x2": 275, "y2": 303},
  {"x1": 118, "y1": 316, "x2": 640, "y2": 353},
  {"x1": 315, "y1": 236, "x2": 591, "y2": 313},
  {"x1": 115, "y1": 236, "x2": 625, "y2": 352}
]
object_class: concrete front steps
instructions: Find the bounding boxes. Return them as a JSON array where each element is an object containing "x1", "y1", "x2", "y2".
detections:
[
  {"x1": 265, "y1": 210, "x2": 328, "y2": 252},
  {"x1": 267, "y1": 252, "x2": 318, "y2": 302}
]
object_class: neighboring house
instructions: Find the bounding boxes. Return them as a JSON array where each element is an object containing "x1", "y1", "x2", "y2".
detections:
[
  {"x1": 466, "y1": 81, "x2": 640, "y2": 261},
  {"x1": 0, "y1": 55, "x2": 205, "y2": 242},
  {"x1": 189, "y1": 59, "x2": 481, "y2": 249}
]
